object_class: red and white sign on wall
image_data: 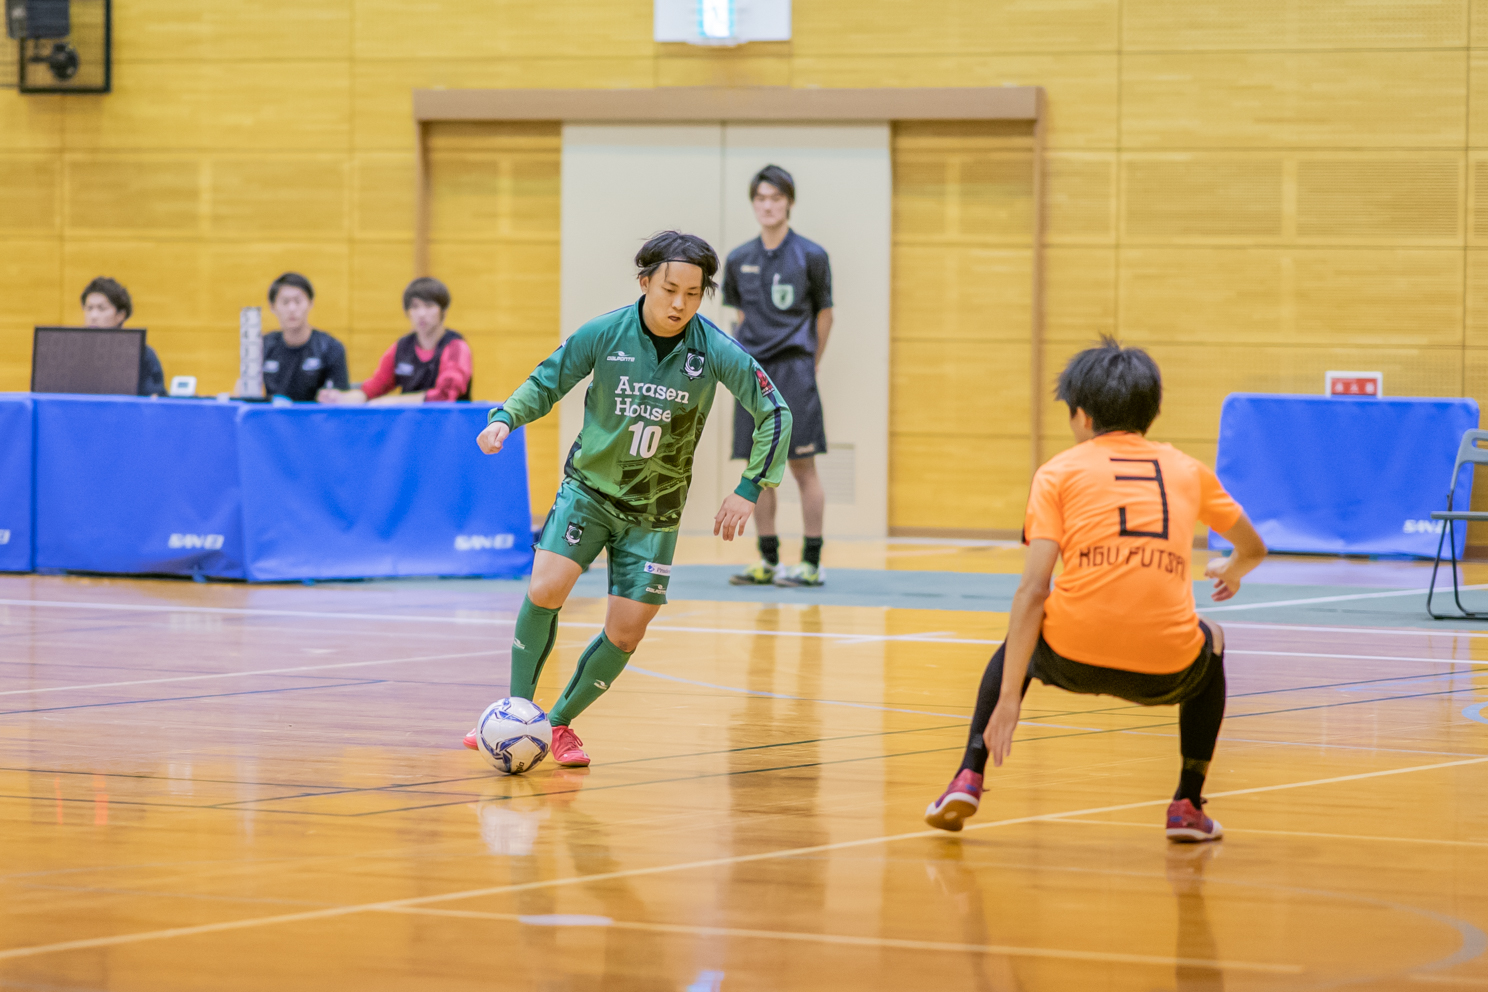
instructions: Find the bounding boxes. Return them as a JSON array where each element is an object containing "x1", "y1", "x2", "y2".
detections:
[{"x1": 1325, "y1": 371, "x2": 1383, "y2": 397}]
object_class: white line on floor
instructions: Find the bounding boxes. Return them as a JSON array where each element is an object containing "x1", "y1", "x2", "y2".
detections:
[
  {"x1": 1224, "y1": 621, "x2": 1488, "y2": 640},
  {"x1": 1043, "y1": 817, "x2": 1488, "y2": 849},
  {"x1": 0, "y1": 650, "x2": 501, "y2": 697},
  {"x1": 0, "y1": 597, "x2": 1001, "y2": 646},
  {"x1": 380, "y1": 905, "x2": 1300, "y2": 974},
  {"x1": 1228, "y1": 650, "x2": 1488, "y2": 666},
  {"x1": 1, "y1": 753, "x2": 1481, "y2": 962},
  {"x1": 1203, "y1": 585, "x2": 1488, "y2": 612}
]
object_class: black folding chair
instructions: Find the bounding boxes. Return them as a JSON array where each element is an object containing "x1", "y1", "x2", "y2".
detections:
[{"x1": 1427, "y1": 428, "x2": 1488, "y2": 619}]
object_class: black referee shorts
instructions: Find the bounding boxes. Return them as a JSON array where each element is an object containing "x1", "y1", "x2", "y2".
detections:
[{"x1": 733, "y1": 350, "x2": 828, "y2": 462}]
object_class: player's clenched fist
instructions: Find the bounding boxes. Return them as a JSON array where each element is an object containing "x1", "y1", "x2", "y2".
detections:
[{"x1": 477, "y1": 421, "x2": 510, "y2": 455}]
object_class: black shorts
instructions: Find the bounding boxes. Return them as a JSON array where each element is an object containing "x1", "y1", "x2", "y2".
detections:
[
  {"x1": 1030, "y1": 621, "x2": 1218, "y2": 706},
  {"x1": 733, "y1": 350, "x2": 827, "y2": 462}
]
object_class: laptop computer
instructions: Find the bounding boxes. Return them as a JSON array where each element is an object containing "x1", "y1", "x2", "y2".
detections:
[{"x1": 31, "y1": 326, "x2": 145, "y2": 395}]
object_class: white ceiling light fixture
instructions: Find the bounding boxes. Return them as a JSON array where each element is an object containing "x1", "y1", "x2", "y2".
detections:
[{"x1": 654, "y1": 0, "x2": 791, "y2": 47}]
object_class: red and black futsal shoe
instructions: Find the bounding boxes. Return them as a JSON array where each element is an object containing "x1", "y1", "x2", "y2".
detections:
[
  {"x1": 462, "y1": 728, "x2": 478, "y2": 750},
  {"x1": 550, "y1": 725, "x2": 591, "y2": 767},
  {"x1": 924, "y1": 769, "x2": 983, "y2": 832},
  {"x1": 1165, "y1": 798, "x2": 1223, "y2": 843}
]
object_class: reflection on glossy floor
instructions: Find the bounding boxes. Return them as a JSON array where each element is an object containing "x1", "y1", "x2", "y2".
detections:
[{"x1": 3, "y1": 548, "x2": 1488, "y2": 990}]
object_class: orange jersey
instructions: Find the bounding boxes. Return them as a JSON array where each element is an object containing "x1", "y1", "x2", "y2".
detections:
[{"x1": 1024, "y1": 432, "x2": 1244, "y2": 674}]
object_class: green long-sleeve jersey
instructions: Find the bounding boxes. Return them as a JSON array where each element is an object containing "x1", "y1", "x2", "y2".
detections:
[{"x1": 490, "y1": 299, "x2": 793, "y2": 528}]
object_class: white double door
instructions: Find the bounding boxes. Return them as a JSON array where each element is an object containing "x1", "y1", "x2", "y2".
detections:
[{"x1": 559, "y1": 123, "x2": 890, "y2": 538}]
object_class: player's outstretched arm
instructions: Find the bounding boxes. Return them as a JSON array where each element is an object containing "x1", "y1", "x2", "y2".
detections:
[
  {"x1": 1205, "y1": 514, "x2": 1266, "y2": 602},
  {"x1": 983, "y1": 538, "x2": 1059, "y2": 767},
  {"x1": 713, "y1": 343, "x2": 793, "y2": 503},
  {"x1": 475, "y1": 329, "x2": 599, "y2": 453}
]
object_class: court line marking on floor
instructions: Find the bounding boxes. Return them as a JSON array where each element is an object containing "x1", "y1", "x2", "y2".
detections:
[
  {"x1": 1230, "y1": 650, "x2": 1488, "y2": 666},
  {"x1": 1203, "y1": 585, "x2": 1488, "y2": 612},
  {"x1": 1224, "y1": 622, "x2": 1488, "y2": 639},
  {"x1": 378, "y1": 906, "x2": 1299, "y2": 974},
  {"x1": 628, "y1": 665, "x2": 1096, "y2": 730},
  {"x1": 0, "y1": 649, "x2": 503, "y2": 698},
  {"x1": 3, "y1": 753, "x2": 1484, "y2": 963},
  {"x1": 0, "y1": 598, "x2": 1000, "y2": 646},
  {"x1": 1041, "y1": 817, "x2": 1488, "y2": 849}
]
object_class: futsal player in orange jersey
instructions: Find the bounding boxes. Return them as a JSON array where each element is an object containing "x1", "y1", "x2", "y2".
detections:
[{"x1": 925, "y1": 338, "x2": 1267, "y2": 841}]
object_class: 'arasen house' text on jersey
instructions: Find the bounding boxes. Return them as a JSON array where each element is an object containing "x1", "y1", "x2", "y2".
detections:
[{"x1": 490, "y1": 299, "x2": 792, "y2": 528}]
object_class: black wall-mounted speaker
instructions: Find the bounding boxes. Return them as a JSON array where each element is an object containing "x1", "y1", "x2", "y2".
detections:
[{"x1": 6, "y1": 0, "x2": 69, "y2": 40}]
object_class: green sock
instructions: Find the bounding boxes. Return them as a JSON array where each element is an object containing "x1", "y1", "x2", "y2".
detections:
[
  {"x1": 510, "y1": 596, "x2": 560, "y2": 700},
  {"x1": 548, "y1": 632, "x2": 632, "y2": 727}
]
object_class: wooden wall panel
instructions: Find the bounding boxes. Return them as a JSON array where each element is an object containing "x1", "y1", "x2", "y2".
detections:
[
  {"x1": 353, "y1": 154, "x2": 416, "y2": 237},
  {"x1": 210, "y1": 158, "x2": 349, "y2": 236},
  {"x1": 427, "y1": 122, "x2": 562, "y2": 517},
  {"x1": 352, "y1": 1, "x2": 652, "y2": 61},
  {"x1": 65, "y1": 158, "x2": 201, "y2": 233},
  {"x1": 1122, "y1": 0, "x2": 1467, "y2": 49},
  {"x1": 1122, "y1": 156, "x2": 1284, "y2": 241},
  {"x1": 1043, "y1": 247, "x2": 1116, "y2": 342},
  {"x1": 794, "y1": 0, "x2": 1118, "y2": 55},
  {"x1": 1119, "y1": 249, "x2": 1464, "y2": 346},
  {"x1": 890, "y1": 436, "x2": 1030, "y2": 531},
  {"x1": 1121, "y1": 52, "x2": 1467, "y2": 148},
  {"x1": 0, "y1": 241, "x2": 62, "y2": 388},
  {"x1": 0, "y1": 158, "x2": 61, "y2": 234}
]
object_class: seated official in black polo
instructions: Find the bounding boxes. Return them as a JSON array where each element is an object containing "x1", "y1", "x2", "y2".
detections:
[
  {"x1": 260, "y1": 272, "x2": 349, "y2": 402},
  {"x1": 80, "y1": 277, "x2": 165, "y2": 396},
  {"x1": 319, "y1": 277, "x2": 472, "y2": 405}
]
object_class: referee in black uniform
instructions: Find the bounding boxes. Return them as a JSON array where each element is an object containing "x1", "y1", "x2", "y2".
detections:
[{"x1": 724, "y1": 165, "x2": 834, "y2": 587}]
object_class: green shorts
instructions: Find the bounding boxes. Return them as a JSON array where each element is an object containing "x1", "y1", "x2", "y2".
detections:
[{"x1": 536, "y1": 481, "x2": 678, "y2": 605}]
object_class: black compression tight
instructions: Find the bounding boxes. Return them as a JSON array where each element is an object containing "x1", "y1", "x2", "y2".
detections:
[{"x1": 958, "y1": 642, "x2": 1227, "y2": 806}]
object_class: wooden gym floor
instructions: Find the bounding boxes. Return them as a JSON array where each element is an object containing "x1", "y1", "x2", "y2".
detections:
[{"x1": 2, "y1": 540, "x2": 1488, "y2": 990}]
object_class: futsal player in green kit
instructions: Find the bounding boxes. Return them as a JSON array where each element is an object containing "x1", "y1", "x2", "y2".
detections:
[{"x1": 463, "y1": 231, "x2": 792, "y2": 766}]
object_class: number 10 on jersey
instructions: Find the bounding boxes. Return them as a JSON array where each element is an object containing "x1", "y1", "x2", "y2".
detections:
[{"x1": 628, "y1": 423, "x2": 661, "y2": 458}]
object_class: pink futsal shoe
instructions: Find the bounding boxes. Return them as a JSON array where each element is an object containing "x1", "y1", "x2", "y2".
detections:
[
  {"x1": 550, "y1": 725, "x2": 591, "y2": 767},
  {"x1": 1165, "y1": 799, "x2": 1223, "y2": 843},
  {"x1": 463, "y1": 728, "x2": 478, "y2": 750},
  {"x1": 924, "y1": 769, "x2": 983, "y2": 832}
]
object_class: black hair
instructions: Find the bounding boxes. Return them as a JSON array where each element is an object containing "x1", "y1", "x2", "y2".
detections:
[
  {"x1": 749, "y1": 164, "x2": 795, "y2": 203},
  {"x1": 1055, "y1": 337, "x2": 1163, "y2": 435},
  {"x1": 268, "y1": 272, "x2": 314, "y2": 304},
  {"x1": 80, "y1": 277, "x2": 131, "y2": 319},
  {"x1": 403, "y1": 276, "x2": 451, "y2": 312},
  {"x1": 635, "y1": 231, "x2": 719, "y2": 296}
]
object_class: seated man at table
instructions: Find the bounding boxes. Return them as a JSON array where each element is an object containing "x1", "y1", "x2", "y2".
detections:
[
  {"x1": 318, "y1": 278, "x2": 472, "y2": 405},
  {"x1": 262, "y1": 272, "x2": 350, "y2": 402},
  {"x1": 81, "y1": 277, "x2": 165, "y2": 396}
]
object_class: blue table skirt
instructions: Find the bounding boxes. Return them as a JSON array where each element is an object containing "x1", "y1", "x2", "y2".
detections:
[
  {"x1": 25, "y1": 395, "x2": 532, "y2": 581},
  {"x1": 0, "y1": 395, "x2": 33, "y2": 572},
  {"x1": 1210, "y1": 394, "x2": 1479, "y2": 558}
]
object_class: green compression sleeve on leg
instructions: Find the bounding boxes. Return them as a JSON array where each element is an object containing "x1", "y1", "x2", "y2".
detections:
[
  {"x1": 510, "y1": 596, "x2": 560, "y2": 700},
  {"x1": 547, "y1": 632, "x2": 633, "y2": 727}
]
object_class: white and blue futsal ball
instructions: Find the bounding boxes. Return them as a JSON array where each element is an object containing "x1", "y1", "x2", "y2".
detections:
[{"x1": 476, "y1": 697, "x2": 552, "y2": 774}]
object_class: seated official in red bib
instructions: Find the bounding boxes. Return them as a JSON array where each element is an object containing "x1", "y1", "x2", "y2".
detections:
[{"x1": 319, "y1": 277, "x2": 472, "y2": 405}]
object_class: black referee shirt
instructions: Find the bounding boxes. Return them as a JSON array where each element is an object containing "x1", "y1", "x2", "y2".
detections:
[
  {"x1": 262, "y1": 329, "x2": 349, "y2": 402},
  {"x1": 722, "y1": 229, "x2": 833, "y2": 361}
]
